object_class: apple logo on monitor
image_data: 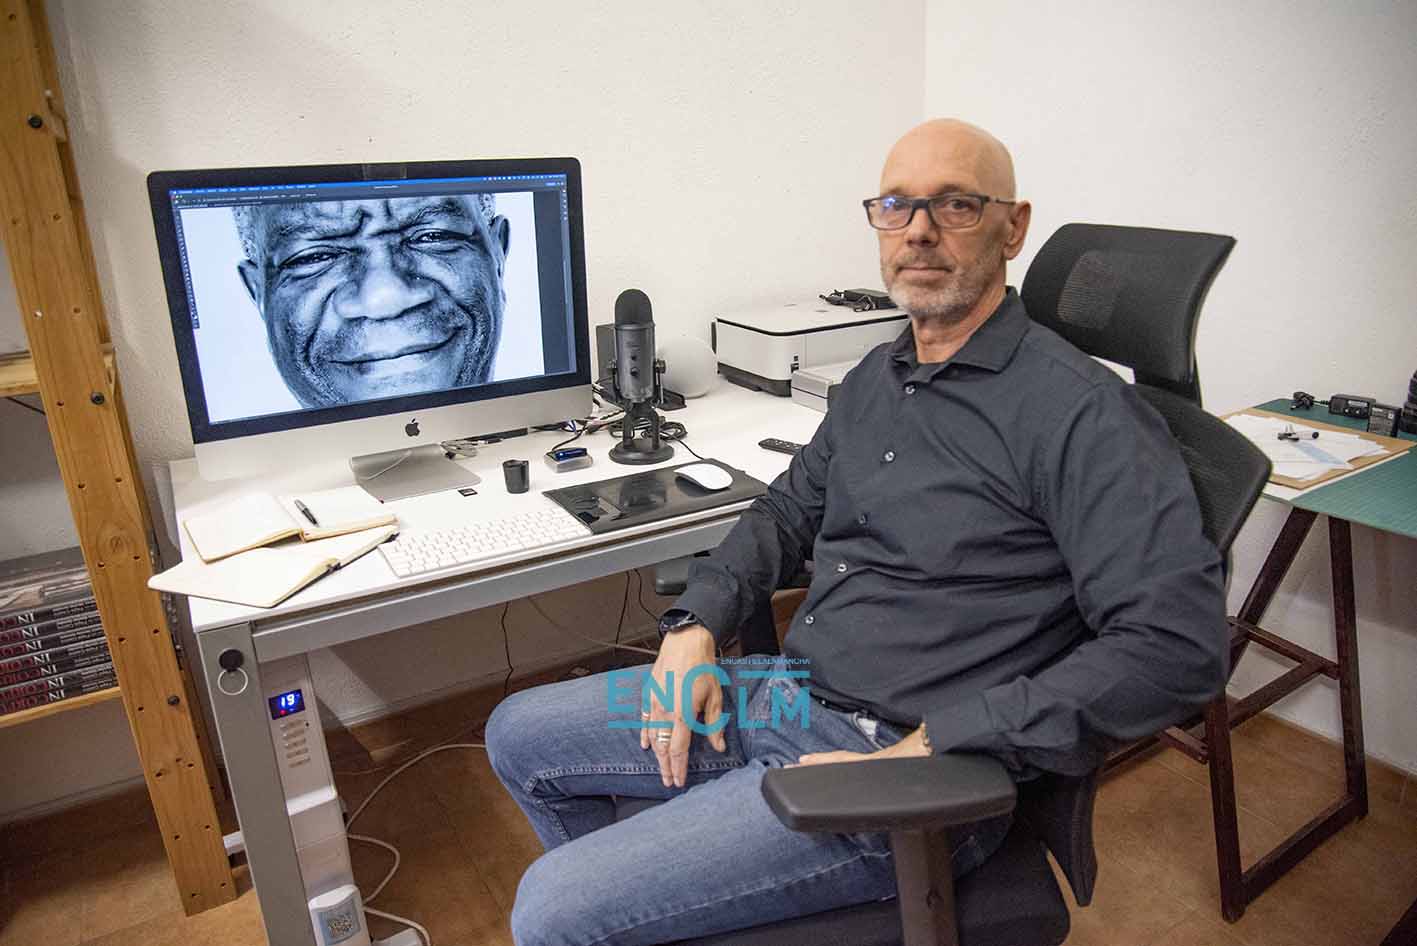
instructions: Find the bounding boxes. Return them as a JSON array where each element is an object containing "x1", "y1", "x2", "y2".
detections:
[{"x1": 405, "y1": 418, "x2": 420, "y2": 438}]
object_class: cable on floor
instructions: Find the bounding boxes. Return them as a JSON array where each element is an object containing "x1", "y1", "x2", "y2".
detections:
[
  {"x1": 346, "y1": 741, "x2": 491, "y2": 946},
  {"x1": 348, "y1": 833, "x2": 401, "y2": 903},
  {"x1": 365, "y1": 906, "x2": 432, "y2": 946}
]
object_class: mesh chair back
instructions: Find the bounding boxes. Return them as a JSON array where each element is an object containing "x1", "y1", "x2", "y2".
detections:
[
  {"x1": 1136, "y1": 385, "x2": 1271, "y2": 554},
  {"x1": 1021, "y1": 224, "x2": 1236, "y2": 405}
]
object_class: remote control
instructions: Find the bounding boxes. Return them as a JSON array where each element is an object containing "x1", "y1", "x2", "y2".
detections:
[{"x1": 758, "y1": 438, "x2": 804, "y2": 455}]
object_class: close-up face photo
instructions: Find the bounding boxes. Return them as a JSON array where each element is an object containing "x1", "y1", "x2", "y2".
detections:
[{"x1": 236, "y1": 195, "x2": 510, "y2": 407}]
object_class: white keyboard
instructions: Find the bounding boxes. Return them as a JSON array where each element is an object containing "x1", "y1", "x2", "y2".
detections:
[{"x1": 379, "y1": 506, "x2": 593, "y2": 578}]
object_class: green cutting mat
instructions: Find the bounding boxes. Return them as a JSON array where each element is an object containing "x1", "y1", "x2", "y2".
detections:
[{"x1": 1254, "y1": 398, "x2": 1417, "y2": 538}]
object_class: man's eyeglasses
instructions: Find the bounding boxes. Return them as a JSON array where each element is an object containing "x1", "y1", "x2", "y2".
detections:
[{"x1": 862, "y1": 193, "x2": 1017, "y2": 231}]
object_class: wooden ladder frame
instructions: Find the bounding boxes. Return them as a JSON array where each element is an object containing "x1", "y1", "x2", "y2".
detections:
[{"x1": 0, "y1": 0, "x2": 234, "y2": 913}]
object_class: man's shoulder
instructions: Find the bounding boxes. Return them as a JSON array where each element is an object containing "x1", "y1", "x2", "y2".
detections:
[{"x1": 1012, "y1": 317, "x2": 1125, "y2": 401}]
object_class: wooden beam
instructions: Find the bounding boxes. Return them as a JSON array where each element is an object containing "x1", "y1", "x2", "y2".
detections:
[{"x1": 0, "y1": 0, "x2": 234, "y2": 914}]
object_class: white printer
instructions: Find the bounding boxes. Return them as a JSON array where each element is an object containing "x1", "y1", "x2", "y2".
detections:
[{"x1": 713, "y1": 301, "x2": 906, "y2": 396}]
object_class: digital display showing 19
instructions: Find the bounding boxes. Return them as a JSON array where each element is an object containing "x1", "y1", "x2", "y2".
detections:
[{"x1": 268, "y1": 688, "x2": 305, "y2": 719}]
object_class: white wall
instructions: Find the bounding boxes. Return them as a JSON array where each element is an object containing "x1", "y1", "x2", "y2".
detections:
[
  {"x1": 0, "y1": 0, "x2": 925, "y2": 821},
  {"x1": 925, "y1": 2, "x2": 1417, "y2": 771}
]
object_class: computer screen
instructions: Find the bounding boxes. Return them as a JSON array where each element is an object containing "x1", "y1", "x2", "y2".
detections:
[{"x1": 148, "y1": 158, "x2": 592, "y2": 479}]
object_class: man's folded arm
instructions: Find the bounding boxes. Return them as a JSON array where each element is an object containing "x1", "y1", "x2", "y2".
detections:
[
  {"x1": 671, "y1": 410, "x2": 834, "y2": 647},
  {"x1": 923, "y1": 384, "x2": 1229, "y2": 776}
]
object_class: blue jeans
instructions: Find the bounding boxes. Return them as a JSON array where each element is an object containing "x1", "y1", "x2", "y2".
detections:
[{"x1": 485, "y1": 656, "x2": 1012, "y2": 946}]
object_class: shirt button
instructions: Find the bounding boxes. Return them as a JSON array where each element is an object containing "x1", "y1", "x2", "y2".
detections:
[
  {"x1": 904, "y1": 384, "x2": 916, "y2": 395},
  {"x1": 883, "y1": 450, "x2": 895, "y2": 463},
  {"x1": 804, "y1": 614, "x2": 815, "y2": 625},
  {"x1": 836, "y1": 562, "x2": 847, "y2": 573},
  {"x1": 858, "y1": 514, "x2": 868, "y2": 525}
]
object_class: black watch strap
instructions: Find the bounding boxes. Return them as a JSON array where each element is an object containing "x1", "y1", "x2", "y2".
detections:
[{"x1": 657, "y1": 608, "x2": 700, "y2": 639}]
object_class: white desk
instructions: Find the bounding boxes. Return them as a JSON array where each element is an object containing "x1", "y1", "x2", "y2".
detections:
[{"x1": 169, "y1": 382, "x2": 822, "y2": 946}]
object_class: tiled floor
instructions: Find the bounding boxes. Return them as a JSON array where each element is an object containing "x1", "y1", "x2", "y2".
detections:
[{"x1": 3, "y1": 679, "x2": 1415, "y2": 946}]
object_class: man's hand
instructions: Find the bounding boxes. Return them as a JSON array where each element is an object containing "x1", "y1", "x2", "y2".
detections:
[
  {"x1": 641, "y1": 626, "x2": 727, "y2": 788},
  {"x1": 796, "y1": 726, "x2": 931, "y2": 766}
]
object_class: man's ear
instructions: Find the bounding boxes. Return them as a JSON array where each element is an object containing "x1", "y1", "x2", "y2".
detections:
[
  {"x1": 1002, "y1": 200, "x2": 1031, "y2": 261},
  {"x1": 237, "y1": 260, "x2": 265, "y2": 321},
  {"x1": 492, "y1": 216, "x2": 510, "y2": 275}
]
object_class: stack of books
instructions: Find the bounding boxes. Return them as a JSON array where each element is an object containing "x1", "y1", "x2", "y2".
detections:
[{"x1": 0, "y1": 548, "x2": 115, "y2": 717}]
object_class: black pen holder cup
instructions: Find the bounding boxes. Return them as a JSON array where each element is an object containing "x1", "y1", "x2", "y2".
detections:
[{"x1": 503, "y1": 459, "x2": 530, "y2": 494}]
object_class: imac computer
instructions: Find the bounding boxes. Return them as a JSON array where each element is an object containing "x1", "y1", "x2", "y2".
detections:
[{"x1": 147, "y1": 158, "x2": 592, "y2": 499}]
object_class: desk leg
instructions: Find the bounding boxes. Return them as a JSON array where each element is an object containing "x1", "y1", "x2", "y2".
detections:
[
  {"x1": 1236, "y1": 507, "x2": 1317, "y2": 626},
  {"x1": 1329, "y1": 519, "x2": 1367, "y2": 816},
  {"x1": 1208, "y1": 509, "x2": 1368, "y2": 922},
  {"x1": 196, "y1": 623, "x2": 318, "y2": 946}
]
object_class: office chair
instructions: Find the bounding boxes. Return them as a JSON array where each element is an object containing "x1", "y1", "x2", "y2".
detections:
[
  {"x1": 625, "y1": 224, "x2": 1266, "y2": 945},
  {"x1": 1033, "y1": 227, "x2": 1347, "y2": 921}
]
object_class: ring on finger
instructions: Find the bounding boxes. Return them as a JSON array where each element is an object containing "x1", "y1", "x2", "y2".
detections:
[{"x1": 655, "y1": 730, "x2": 672, "y2": 744}]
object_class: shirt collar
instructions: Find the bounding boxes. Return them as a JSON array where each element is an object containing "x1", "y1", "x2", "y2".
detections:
[{"x1": 889, "y1": 286, "x2": 1029, "y2": 379}]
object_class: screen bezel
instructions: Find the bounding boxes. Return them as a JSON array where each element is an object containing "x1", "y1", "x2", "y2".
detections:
[{"x1": 146, "y1": 157, "x2": 591, "y2": 446}]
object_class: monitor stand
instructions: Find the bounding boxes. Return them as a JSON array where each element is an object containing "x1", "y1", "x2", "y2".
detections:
[{"x1": 350, "y1": 444, "x2": 481, "y2": 502}]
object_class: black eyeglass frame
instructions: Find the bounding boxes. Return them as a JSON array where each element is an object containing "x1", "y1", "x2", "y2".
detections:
[{"x1": 862, "y1": 192, "x2": 1018, "y2": 231}]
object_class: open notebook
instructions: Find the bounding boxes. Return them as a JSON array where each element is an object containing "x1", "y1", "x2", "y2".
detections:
[
  {"x1": 183, "y1": 486, "x2": 396, "y2": 562},
  {"x1": 150, "y1": 526, "x2": 398, "y2": 609}
]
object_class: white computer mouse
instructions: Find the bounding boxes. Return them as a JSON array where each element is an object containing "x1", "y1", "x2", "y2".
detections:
[{"x1": 675, "y1": 463, "x2": 733, "y2": 491}]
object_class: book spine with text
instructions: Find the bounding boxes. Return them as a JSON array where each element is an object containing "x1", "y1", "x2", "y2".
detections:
[
  {"x1": 0, "y1": 597, "x2": 98, "y2": 630},
  {"x1": 0, "y1": 661, "x2": 117, "y2": 701},
  {"x1": 0, "y1": 607, "x2": 102, "y2": 645},
  {"x1": 0, "y1": 637, "x2": 112, "y2": 683},
  {"x1": 0, "y1": 620, "x2": 106, "y2": 660},
  {"x1": 0, "y1": 666, "x2": 118, "y2": 716}
]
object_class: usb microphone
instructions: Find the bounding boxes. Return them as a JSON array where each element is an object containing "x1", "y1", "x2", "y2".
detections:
[{"x1": 608, "y1": 289, "x2": 674, "y2": 464}]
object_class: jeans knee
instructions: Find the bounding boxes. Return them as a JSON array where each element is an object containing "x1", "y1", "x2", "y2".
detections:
[
  {"x1": 510, "y1": 852, "x2": 579, "y2": 946},
  {"x1": 485, "y1": 689, "x2": 534, "y2": 786}
]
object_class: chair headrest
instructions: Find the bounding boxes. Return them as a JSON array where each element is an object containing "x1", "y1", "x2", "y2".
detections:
[{"x1": 1021, "y1": 224, "x2": 1236, "y2": 402}]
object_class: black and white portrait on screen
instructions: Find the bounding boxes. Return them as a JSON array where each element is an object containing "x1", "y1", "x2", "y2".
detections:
[{"x1": 179, "y1": 191, "x2": 545, "y2": 423}]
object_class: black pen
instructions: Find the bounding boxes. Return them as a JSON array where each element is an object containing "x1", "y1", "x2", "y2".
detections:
[{"x1": 294, "y1": 499, "x2": 320, "y2": 527}]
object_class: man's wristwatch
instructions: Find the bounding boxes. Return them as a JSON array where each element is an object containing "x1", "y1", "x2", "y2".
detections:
[
  {"x1": 657, "y1": 608, "x2": 701, "y2": 640},
  {"x1": 919, "y1": 719, "x2": 934, "y2": 755}
]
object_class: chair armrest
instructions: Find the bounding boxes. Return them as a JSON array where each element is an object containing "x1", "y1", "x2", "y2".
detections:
[{"x1": 761, "y1": 755, "x2": 1016, "y2": 833}]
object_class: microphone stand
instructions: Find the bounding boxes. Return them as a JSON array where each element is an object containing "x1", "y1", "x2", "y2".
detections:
[{"x1": 608, "y1": 358, "x2": 675, "y2": 464}]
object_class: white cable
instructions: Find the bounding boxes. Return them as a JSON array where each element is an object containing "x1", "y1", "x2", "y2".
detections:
[
  {"x1": 365, "y1": 905, "x2": 432, "y2": 946},
  {"x1": 346, "y1": 742, "x2": 488, "y2": 829},
  {"x1": 347, "y1": 745, "x2": 493, "y2": 946},
  {"x1": 347, "y1": 833, "x2": 400, "y2": 903},
  {"x1": 355, "y1": 449, "x2": 413, "y2": 481}
]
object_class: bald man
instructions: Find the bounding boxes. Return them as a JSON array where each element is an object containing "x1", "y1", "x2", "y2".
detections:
[
  {"x1": 233, "y1": 194, "x2": 508, "y2": 408},
  {"x1": 487, "y1": 120, "x2": 1226, "y2": 945}
]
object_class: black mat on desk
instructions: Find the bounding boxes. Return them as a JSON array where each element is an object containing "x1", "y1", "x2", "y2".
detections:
[{"x1": 542, "y1": 460, "x2": 767, "y2": 535}]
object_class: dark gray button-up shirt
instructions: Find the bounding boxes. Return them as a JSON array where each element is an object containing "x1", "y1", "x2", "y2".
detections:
[{"x1": 675, "y1": 288, "x2": 1227, "y2": 776}]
